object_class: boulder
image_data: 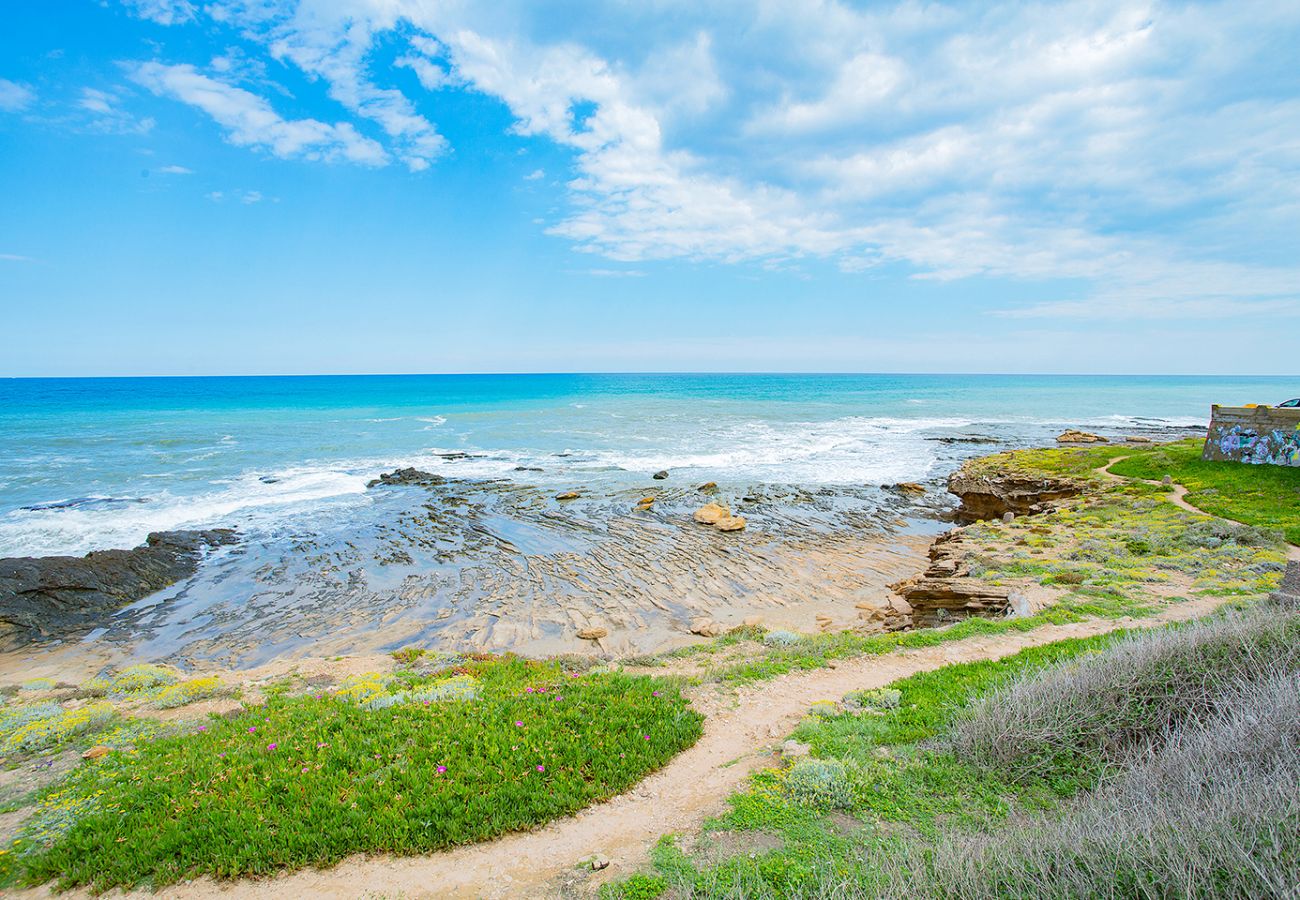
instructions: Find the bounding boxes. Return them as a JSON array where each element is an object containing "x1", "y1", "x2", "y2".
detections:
[
  {"x1": 894, "y1": 482, "x2": 927, "y2": 496},
  {"x1": 576, "y1": 626, "x2": 608, "y2": 641},
  {"x1": 1057, "y1": 429, "x2": 1108, "y2": 444},
  {"x1": 635, "y1": 496, "x2": 655, "y2": 510},
  {"x1": 0, "y1": 529, "x2": 238, "y2": 648},
  {"x1": 781, "y1": 739, "x2": 812, "y2": 761},
  {"x1": 652, "y1": 470, "x2": 669, "y2": 480},
  {"x1": 555, "y1": 491, "x2": 582, "y2": 501},
  {"x1": 689, "y1": 617, "x2": 723, "y2": 637},
  {"x1": 716, "y1": 515, "x2": 747, "y2": 532},
  {"x1": 693, "y1": 503, "x2": 730, "y2": 525},
  {"x1": 367, "y1": 467, "x2": 446, "y2": 488},
  {"x1": 697, "y1": 482, "x2": 718, "y2": 493},
  {"x1": 81, "y1": 745, "x2": 111, "y2": 760}
]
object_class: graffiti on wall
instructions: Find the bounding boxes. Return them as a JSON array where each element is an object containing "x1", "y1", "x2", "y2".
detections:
[{"x1": 1203, "y1": 407, "x2": 1300, "y2": 468}]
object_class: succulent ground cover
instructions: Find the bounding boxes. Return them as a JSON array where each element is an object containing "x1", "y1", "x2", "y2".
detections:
[
  {"x1": 0, "y1": 656, "x2": 701, "y2": 891},
  {"x1": 606, "y1": 604, "x2": 1300, "y2": 899}
]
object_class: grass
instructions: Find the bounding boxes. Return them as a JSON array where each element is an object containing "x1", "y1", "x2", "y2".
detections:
[
  {"x1": 1, "y1": 656, "x2": 702, "y2": 891},
  {"x1": 1108, "y1": 437, "x2": 1300, "y2": 544},
  {"x1": 604, "y1": 604, "x2": 1300, "y2": 899}
]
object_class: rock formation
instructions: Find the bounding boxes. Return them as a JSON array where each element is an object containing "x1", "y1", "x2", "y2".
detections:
[
  {"x1": 1057, "y1": 429, "x2": 1108, "y2": 443},
  {"x1": 946, "y1": 462, "x2": 1082, "y2": 523},
  {"x1": 890, "y1": 530, "x2": 1013, "y2": 626},
  {"x1": 0, "y1": 529, "x2": 237, "y2": 647},
  {"x1": 367, "y1": 468, "x2": 446, "y2": 488}
]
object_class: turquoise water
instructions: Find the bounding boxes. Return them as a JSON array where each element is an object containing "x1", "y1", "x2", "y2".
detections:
[{"x1": 1, "y1": 373, "x2": 1293, "y2": 556}]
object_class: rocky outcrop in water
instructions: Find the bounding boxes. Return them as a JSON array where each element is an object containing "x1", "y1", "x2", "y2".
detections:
[
  {"x1": 890, "y1": 530, "x2": 1012, "y2": 626},
  {"x1": 946, "y1": 463, "x2": 1082, "y2": 523},
  {"x1": 0, "y1": 529, "x2": 237, "y2": 647},
  {"x1": 367, "y1": 468, "x2": 446, "y2": 488},
  {"x1": 1057, "y1": 429, "x2": 1108, "y2": 443}
]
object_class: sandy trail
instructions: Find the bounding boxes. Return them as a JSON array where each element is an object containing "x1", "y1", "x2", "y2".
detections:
[
  {"x1": 18, "y1": 594, "x2": 1232, "y2": 900},
  {"x1": 1098, "y1": 456, "x2": 1300, "y2": 562}
]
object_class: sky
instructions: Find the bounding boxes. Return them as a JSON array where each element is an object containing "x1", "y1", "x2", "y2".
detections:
[{"x1": 0, "y1": 0, "x2": 1298, "y2": 376}]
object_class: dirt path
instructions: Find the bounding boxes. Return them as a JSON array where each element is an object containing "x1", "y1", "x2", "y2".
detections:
[
  {"x1": 20, "y1": 595, "x2": 1232, "y2": 900},
  {"x1": 1098, "y1": 456, "x2": 1300, "y2": 562}
]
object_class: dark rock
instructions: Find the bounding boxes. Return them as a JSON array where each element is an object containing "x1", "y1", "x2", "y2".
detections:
[
  {"x1": 653, "y1": 470, "x2": 669, "y2": 480},
  {"x1": 946, "y1": 463, "x2": 1082, "y2": 523},
  {"x1": 366, "y1": 468, "x2": 446, "y2": 488},
  {"x1": 0, "y1": 529, "x2": 237, "y2": 648},
  {"x1": 925, "y1": 436, "x2": 1000, "y2": 445},
  {"x1": 513, "y1": 466, "x2": 544, "y2": 472}
]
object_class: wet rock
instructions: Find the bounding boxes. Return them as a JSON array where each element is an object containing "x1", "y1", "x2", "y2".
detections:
[
  {"x1": 0, "y1": 529, "x2": 237, "y2": 648},
  {"x1": 693, "y1": 503, "x2": 730, "y2": 525},
  {"x1": 926, "y1": 435, "x2": 1000, "y2": 445},
  {"x1": 635, "y1": 496, "x2": 655, "y2": 510},
  {"x1": 577, "y1": 626, "x2": 608, "y2": 641},
  {"x1": 1057, "y1": 429, "x2": 1108, "y2": 444},
  {"x1": 893, "y1": 482, "x2": 927, "y2": 496},
  {"x1": 367, "y1": 468, "x2": 446, "y2": 488},
  {"x1": 697, "y1": 482, "x2": 718, "y2": 493},
  {"x1": 652, "y1": 470, "x2": 669, "y2": 480},
  {"x1": 689, "y1": 617, "x2": 722, "y2": 637},
  {"x1": 947, "y1": 462, "x2": 1082, "y2": 523},
  {"x1": 514, "y1": 466, "x2": 544, "y2": 473},
  {"x1": 555, "y1": 491, "x2": 582, "y2": 501}
]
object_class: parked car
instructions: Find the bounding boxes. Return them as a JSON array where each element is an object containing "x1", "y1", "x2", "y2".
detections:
[{"x1": 1280, "y1": 398, "x2": 1300, "y2": 408}]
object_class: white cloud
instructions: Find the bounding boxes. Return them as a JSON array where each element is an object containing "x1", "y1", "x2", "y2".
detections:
[
  {"x1": 115, "y1": 0, "x2": 1300, "y2": 323},
  {"x1": 129, "y1": 62, "x2": 388, "y2": 165},
  {"x1": 159, "y1": 164, "x2": 193, "y2": 174},
  {"x1": 122, "y1": 0, "x2": 196, "y2": 26},
  {"x1": 240, "y1": 190, "x2": 262, "y2": 203},
  {"x1": 0, "y1": 78, "x2": 34, "y2": 112},
  {"x1": 0, "y1": 253, "x2": 34, "y2": 262},
  {"x1": 77, "y1": 86, "x2": 155, "y2": 133},
  {"x1": 524, "y1": 168, "x2": 544, "y2": 181}
]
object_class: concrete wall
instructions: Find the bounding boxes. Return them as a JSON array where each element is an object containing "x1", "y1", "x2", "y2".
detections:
[{"x1": 1203, "y1": 405, "x2": 1300, "y2": 467}]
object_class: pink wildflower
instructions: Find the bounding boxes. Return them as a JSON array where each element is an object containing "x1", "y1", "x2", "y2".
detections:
[
  {"x1": 536, "y1": 765, "x2": 545, "y2": 772},
  {"x1": 525, "y1": 687, "x2": 534, "y2": 693},
  {"x1": 248, "y1": 726, "x2": 256, "y2": 734},
  {"x1": 197, "y1": 725, "x2": 207, "y2": 732},
  {"x1": 515, "y1": 720, "x2": 524, "y2": 727},
  {"x1": 437, "y1": 765, "x2": 447, "y2": 775},
  {"x1": 643, "y1": 735, "x2": 651, "y2": 741},
  {"x1": 267, "y1": 743, "x2": 278, "y2": 751}
]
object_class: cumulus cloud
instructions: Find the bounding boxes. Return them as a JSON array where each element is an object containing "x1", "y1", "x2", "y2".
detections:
[
  {"x1": 129, "y1": 61, "x2": 387, "y2": 165},
  {"x1": 0, "y1": 78, "x2": 34, "y2": 112},
  {"x1": 115, "y1": 0, "x2": 1300, "y2": 320}
]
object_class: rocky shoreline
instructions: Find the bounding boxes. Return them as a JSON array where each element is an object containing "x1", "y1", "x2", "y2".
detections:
[
  {"x1": 0, "y1": 428, "x2": 1186, "y2": 670},
  {"x1": 0, "y1": 529, "x2": 236, "y2": 649}
]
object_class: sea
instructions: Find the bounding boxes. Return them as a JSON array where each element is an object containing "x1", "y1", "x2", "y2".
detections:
[{"x1": 1, "y1": 373, "x2": 1292, "y2": 559}]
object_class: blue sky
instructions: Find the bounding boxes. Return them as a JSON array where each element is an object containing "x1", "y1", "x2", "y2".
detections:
[{"x1": 1, "y1": 0, "x2": 1298, "y2": 376}]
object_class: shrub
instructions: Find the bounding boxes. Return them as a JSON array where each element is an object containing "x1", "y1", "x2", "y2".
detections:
[
  {"x1": 762, "y1": 630, "x2": 803, "y2": 647},
  {"x1": 784, "y1": 758, "x2": 855, "y2": 809},
  {"x1": 153, "y1": 677, "x2": 224, "y2": 709},
  {"x1": 109, "y1": 665, "x2": 178, "y2": 696},
  {"x1": 1, "y1": 702, "x2": 116, "y2": 755},
  {"x1": 846, "y1": 688, "x2": 901, "y2": 711},
  {"x1": 946, "y1": 607, "x2": 1300, "y2": 782}
]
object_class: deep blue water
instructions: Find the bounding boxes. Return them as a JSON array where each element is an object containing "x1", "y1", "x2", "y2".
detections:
[{"x1": 1, "y1": 373, "x2": 1294, "y2": 556}]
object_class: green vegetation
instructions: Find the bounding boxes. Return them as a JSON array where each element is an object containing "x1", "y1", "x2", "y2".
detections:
[
  {"x1": 605, "y1": 605, "x2": 1300, "y2": 899},
  {"x1": 1, "y1": 656, "x2": 701, "y2": 892},
  {"x1": 1109, "y1": 437, "x2": 1300, "y2": 543}
]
